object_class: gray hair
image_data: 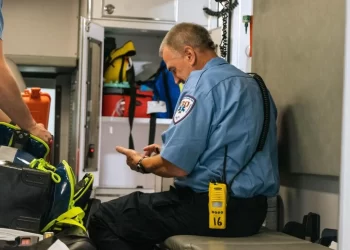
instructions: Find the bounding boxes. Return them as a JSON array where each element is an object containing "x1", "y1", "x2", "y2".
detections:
[{"x1": 159, "y1": 22, "x2": 216, "y2": 56}]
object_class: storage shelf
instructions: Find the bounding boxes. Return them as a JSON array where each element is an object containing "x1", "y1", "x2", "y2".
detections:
[{"x1": 101, "y1": 116, "x2": 172, "y2": 125}]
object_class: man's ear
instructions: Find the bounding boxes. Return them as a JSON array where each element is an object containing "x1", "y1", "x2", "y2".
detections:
[{"x1": 184, "y1": 46, "x2": 196, "y2": 66}]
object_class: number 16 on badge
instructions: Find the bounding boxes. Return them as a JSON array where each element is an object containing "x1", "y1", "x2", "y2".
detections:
[{"x1": 209, "y1": 182, "x2": 227, "y2": 229}]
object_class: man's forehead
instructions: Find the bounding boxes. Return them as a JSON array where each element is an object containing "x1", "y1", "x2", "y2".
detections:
[
  {"x1": 162, "y1": 47, "x2": 181, "y2": 69},
  {"x1": 162, "y1": 46, "x2": 175, "y2": 61}
]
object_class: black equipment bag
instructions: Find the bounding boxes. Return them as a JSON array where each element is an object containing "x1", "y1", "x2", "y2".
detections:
[{"x1": 0, "y1": 160, "x2": 53, "y2": 233}]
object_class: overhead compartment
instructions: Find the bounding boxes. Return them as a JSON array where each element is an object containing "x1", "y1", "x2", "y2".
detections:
[
  {"x1": 89, "y1": 0, "x2": 219, "y2": 30},
  {"x1": 98, "y1": 0, "x2": 177, "y2": 22},
  {"x1": 2, "y1": 0, "x2": 79, "y2": 67}
]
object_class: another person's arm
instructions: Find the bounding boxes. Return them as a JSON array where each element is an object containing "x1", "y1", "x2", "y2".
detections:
[
  {"x1": 0, "y1": 42, "x2": 37, "y2": 130},
  {"x1": 0, "y1": 109, "x2": 10, "y2": 123},
  {"x1": 0, "y1": 4, "x2": 51, "y2": 143}
]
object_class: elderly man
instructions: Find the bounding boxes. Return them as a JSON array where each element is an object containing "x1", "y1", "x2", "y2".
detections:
[
  {"x1": 0, "y1": 0, "x2": 51, "y2": 143},
  {"x1": 89, "y1": 22, "x2": 279, "y2": 250}
]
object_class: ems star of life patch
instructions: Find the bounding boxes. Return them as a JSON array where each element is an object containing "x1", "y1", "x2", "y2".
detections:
[{"x1": 173, "y1": 95, "x2": 196, "y2": 124}]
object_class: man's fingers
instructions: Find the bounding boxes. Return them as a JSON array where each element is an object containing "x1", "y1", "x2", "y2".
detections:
[
  {"x1": 143, "y1": 151, "x2": 152, "y2": 157},
  {"x1": 143, "y1": 144, "x2": 160, "y2": 151},
  {"x1": 143, "y1": 145, "x2": 154, "y2": 151},
  {"x1": 116, "y1": 146, "x2": 129, "y2": 155}
]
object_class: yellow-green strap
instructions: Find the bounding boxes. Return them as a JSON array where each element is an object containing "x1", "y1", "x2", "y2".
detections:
[
  {"x1": 29, "y1": 158, "x2": 61, "y2": 183},
  {"x1": 41, "y1": 207, "x2": 86, "y2": 233}
]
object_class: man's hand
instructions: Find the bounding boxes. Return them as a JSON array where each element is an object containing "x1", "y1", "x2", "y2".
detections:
[
  {"x1": 116, "y1": 146, "x2": 144, "y2": 171},
  {"x1": 143, "y1": 144, "x2": 161, "y2": 157},
  {"x1": 28, "y1": 123, "x2": 52, "y2": 144}
]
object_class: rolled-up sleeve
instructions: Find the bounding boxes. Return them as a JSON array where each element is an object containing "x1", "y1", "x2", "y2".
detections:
[{"x1": 160, "y1": 92, "x2": 215, "y2": 174}]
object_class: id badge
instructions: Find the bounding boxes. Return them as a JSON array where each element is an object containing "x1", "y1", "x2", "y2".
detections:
[{"x1": 147, "y1": 101, "x2": 167, "y2": 114}]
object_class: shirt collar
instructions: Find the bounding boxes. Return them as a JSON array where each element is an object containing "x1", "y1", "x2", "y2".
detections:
[
  {"x1": 183, "y1": 57, "x2": 228, "y2": 86},
  {"x1": 203, "y1": 57, "x2": 228, "y2": 71}
]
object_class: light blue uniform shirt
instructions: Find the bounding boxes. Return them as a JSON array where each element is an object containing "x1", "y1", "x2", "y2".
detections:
[
  {"x1": 0, "y1": 0, "x2": 3, "y2": 40},
  {"x1": 160, "y1": 57, "x2": 280, "y2": 198}
]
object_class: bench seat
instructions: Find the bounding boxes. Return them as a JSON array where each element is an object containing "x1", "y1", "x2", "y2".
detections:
[{"x1": 160, "y1": 228, "x2": 329, "y2": 250}]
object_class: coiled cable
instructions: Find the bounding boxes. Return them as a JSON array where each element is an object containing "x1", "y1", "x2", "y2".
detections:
[
  {"x1": 227, "y1": 73, "x2": 271, "y2": 194},
  {"x1": 203, "y1": 0, "x2": 239, "y2": 58},
  {"x1": 220, "y1": 1, "x2": 228, "y2": 58}
]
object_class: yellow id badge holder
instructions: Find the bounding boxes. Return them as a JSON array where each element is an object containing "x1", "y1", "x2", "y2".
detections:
[{"x1": 208, "y1": 182, "x2": 227, "y2": 229}]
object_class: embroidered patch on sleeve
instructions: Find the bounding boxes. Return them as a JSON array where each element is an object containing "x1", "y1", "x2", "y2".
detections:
[{"x1": 173, "y1": 95, "x2": 196, "y2": 124}]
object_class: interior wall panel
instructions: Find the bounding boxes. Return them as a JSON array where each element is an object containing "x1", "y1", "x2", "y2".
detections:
[{"x1": 252, "y1": 0, "x2": 345, "y2": 176}]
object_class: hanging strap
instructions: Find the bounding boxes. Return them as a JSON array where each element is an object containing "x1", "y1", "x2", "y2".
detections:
[
  {"x1": 223, "y1": 73, "x2": 270, "y2": 194},
  {"x1": 148, "y1": 114, "x2": 157, "y2": 145},
  {"x1": 147, "y1": 68, "x2": 167, "y2": 146},
  {"x1": 147, "y1": 64, "x2": 172, "y2": 145},
  {"x1": 127, "y1": 64, "x2": 137, "y2": 149}
]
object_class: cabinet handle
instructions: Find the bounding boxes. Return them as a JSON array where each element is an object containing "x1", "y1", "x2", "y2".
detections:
[{"x1": 104, "y1": 4, "x2": 115, "y2": 15}]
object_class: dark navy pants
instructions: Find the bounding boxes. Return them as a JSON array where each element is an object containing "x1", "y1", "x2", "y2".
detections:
[{"x1": 88, "y1": 187, "x2": 267, "y2": 250}]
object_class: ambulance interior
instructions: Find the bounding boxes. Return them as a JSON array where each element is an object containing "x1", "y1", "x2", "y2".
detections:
[{"x1": 2, "y1": 0, "x2": 350, "y2": 249}]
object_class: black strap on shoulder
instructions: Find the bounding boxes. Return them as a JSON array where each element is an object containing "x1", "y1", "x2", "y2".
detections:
[
  {"x1": 250, "y1": 73, "x2": 270, "y2": 152},
  {"x1": 223, "y1": 73, "x2": 270, "y2": 193}
]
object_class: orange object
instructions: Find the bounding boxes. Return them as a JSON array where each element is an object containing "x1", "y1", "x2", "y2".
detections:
[{"x1": 22, "y1": 88, "x2": 51, "y2": 129}]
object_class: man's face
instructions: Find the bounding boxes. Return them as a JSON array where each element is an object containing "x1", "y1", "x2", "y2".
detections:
[{"x1": 162, "y1": 46, "x2": 194, "y2": 84}]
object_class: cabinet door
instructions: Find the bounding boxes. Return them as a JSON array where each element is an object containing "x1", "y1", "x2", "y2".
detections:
[
  {"x1": 76, "y1": 17, "x2": 105, "y2": 187},
  {"x1": 177, "y1": 0, "x2": 218, "y2": 28},
  {"x1": 100, "y1": 0, "x2": 177, "y2": 22},
  {"x1": 3, "y1": 0, "x2": 79, "y2": 66}
]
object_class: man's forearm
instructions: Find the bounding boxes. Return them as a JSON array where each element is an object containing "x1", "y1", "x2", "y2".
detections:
[
  {"x1": 0, "y1": 64, "x2": 36, "y2": 130},
  {"x1": 142, "y1": 155, "x2": 187, "y2": 178}
]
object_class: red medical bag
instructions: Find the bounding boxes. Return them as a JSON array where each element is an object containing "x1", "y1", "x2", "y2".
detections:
[{"x1": 102, "y1": 87, "x2": 153, "y2": 118}]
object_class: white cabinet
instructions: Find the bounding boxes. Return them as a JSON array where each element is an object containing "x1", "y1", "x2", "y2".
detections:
[
  {"x1": 98, "y1": 0, "x2": 177, "y2": 22},
  {"x1": 3, "y1": 0, "x2": 79, "y2": 67},
  {"x1": 90, "y1": 0, "x2": 218, "y2": 30},
  {"x1": 177, "y1": 0, "x2": 217, "y2": 27},
  {"x1": 99, "y1": 117, "x2": 170, "y2": 189}
]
